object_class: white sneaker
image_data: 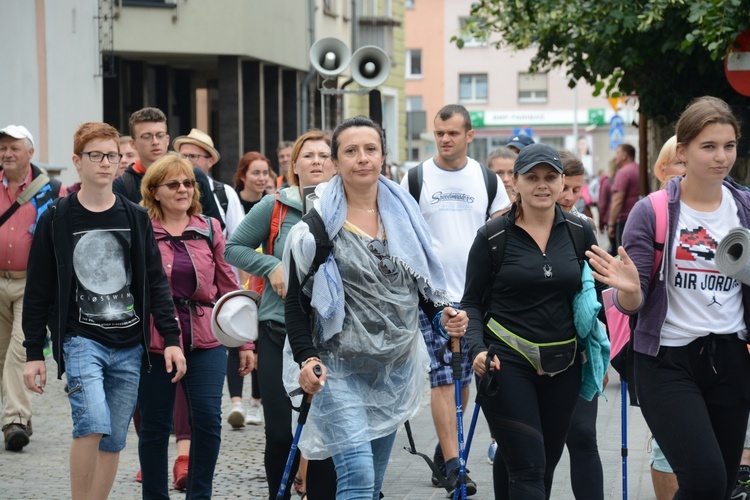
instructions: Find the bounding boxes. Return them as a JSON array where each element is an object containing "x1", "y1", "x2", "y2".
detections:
[
  {"x1": 227, "y1": 405, "x2": 246, "y2": 429},
  {"x1": 245, "y1": 401, "x2": 263, "y2": 426}
]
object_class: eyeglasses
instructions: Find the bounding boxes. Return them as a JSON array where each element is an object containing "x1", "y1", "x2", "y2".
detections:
[
  {"x1": 79, "y1": 151, "x2": 123, "y2": 163},
  {"x1": 182, "y1": 153, "x2": 211, "y2": 162},
  {"x1": 138, "y1": 132, "x2": 168, "y2": 141},
  {"x1": 155, "y1": 179, "x2": 196, "y2": 190},
  {"x1": 367, "y1": 238, "x2": 398, "y2": 280}
]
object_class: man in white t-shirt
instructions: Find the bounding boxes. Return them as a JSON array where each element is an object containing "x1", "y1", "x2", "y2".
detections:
[{"x1": 401, "y1": 104, "x2": 510, "y2": 496}]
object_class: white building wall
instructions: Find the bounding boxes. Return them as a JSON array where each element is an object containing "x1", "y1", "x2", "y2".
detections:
[{"x1": 1, "y1": 0, "x2": 103, "y2": 185}]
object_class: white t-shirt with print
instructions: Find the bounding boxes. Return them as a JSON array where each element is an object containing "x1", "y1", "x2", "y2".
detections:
[
  {"x1": 400, "y1": 157, "x2": 511, "y2": 302},
  {"x1": 661, "y1": 185, "x2": 747, "y2": 345}
]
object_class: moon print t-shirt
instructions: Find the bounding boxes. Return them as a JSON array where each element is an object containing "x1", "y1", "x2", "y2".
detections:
[{"x1": 66, "y1": 195, "x2": 141, "y2": 348}]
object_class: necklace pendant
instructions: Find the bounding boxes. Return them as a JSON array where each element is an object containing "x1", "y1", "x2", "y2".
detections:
[{"x1": 543, "y1": 264, "x2": 553, "y2": 278}]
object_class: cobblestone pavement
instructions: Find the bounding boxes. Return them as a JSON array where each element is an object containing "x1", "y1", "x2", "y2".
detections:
[{"x1": 0, "y1": 360, "x2": 654, "y2": 499}]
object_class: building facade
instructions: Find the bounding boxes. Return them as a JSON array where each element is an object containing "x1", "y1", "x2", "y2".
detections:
[{"x1": 404, "y1": 0, "x2": 638, "y2": 176}]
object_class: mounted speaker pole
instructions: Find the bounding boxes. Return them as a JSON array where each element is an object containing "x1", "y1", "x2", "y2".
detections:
[
  {"x1": 351, "y1": 45, "x2": 391, "y2": 88},
  {"x1": 309, "y1": 37, "x2": 351, "y2": 79}
]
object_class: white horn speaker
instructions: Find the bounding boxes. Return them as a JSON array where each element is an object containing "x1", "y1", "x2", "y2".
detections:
[
  {"x1": 350, "y1": 45, "x2": 391, "y2": 88},
  {"x1": 309, "y1": 37, "x2": 351, "y2": 78}
]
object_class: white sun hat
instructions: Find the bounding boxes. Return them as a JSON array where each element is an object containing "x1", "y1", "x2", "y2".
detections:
[{"x1": 210, "y1": 290, "x2": 261, "y2": 347}]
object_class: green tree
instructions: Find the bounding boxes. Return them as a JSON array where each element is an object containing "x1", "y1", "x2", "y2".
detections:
[{"x1": 458, "y1": 0, "x2": 750, "y2": 124}]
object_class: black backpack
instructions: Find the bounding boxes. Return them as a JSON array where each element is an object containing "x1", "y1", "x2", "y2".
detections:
[{"x1": 407, "y1": 161, "x2": 499, "y2": 220}]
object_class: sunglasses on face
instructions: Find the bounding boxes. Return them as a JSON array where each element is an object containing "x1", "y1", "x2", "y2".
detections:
[
  {"x1": 155, "y1": 179, "x2": 196, "y2": 190},
  {"x1": 367, "y1": 238, "x2": 398, "y2": 280}
]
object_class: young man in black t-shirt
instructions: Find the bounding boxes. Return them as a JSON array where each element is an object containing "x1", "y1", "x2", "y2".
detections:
[{"x1": 22, "y1": 122, "x2": 186, "y2": 499}]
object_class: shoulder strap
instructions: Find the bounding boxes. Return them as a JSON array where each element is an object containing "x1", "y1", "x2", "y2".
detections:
[
  {"x1": 485, "y1": 215, "x2": 509, "y2": 277},
  {"x1": 266, "y1": 193, "x2": 289, "y2": 256},
  {"x1": 123, "y1": 170, "x2": 138, "y2": 201},
  {"x1": 482, "y1": 166, "x2": 498, "y2": 220},
  {"x1": 561, "y1": 211, "x2": 588, "y2": 265},
  {"x1": 300, "y1": 210, "x2": 333, "y2": 288},
  {"x1": 212, "y1": 181, "x2": 229, "y2": 214},
  {"x1": 407, "y1": 163, "x2": 424, "y2": 204},
  {"x1": 203, "y1": 214, "x2": 214, "y2": 248},
  {"x1": 0, "y1": 174, "x2": 51, "y2": 229},
  {"x1": 647, "y1": 189, "x2": 669, "y2": 280}
]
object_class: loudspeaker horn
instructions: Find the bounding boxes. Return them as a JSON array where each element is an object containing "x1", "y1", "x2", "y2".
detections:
[
  {"x1": 309, "y1": 37, "x2": 351, "y2": 78},
  {"x1": 350, "y1": 45, "x2": 391, "y2": 88}
]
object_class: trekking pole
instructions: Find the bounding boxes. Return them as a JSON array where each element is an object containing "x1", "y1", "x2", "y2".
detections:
[
  {"x1": 462, "y1": 402, "x2": 481, "y2": 462},
  {"x1": 276, "y1": 364, "x2": 322, "y2": 500},
  {"x1": 621, "y1": 379, "x2": 628, "y2": 500},
  {"x1": 451, "y1": 337, "x2": 468, "y2": 500}
]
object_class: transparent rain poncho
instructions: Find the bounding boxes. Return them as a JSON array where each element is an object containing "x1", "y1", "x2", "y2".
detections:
[{"x1": 283, "y1": 227, "x2": 430, "y2": 460}]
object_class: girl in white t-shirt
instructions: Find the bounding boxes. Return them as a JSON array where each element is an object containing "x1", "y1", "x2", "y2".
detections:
[{"x1": 588, "y1": 96, "x2": 750, "y2": 498}]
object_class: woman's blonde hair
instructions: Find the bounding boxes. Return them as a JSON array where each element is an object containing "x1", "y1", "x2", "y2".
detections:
[{"x1": 141, "y1": 152, "x2": 202, "y2": 221}]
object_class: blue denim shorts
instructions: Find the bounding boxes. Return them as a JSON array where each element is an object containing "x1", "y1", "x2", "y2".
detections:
[
  {"x1": 63, "y1": 335, "x2": 143, "y2": 452},
  {"x1": 419, "y1": 308, "x2": 472, "y2": 388}
]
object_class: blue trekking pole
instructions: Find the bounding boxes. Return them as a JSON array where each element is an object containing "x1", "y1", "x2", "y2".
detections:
[
  {"x1": 462, "y1": 402, "x2": 481, "y2": 462},
  {"x1": 276, "y1": 364, "x2": 322, "y2": 500},
  {"x1": 451, "y1": 337, "x2": 468, "y2": 500},
  {"x1": 621, "y1": 379, "x2": 628, "y2": 500}
]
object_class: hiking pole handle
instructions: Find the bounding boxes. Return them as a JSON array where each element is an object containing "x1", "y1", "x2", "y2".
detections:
[
  {"x1": 451, "y1": 337, "x2": 462, "y2": 381},
  {"x1": 298, "y1": 363, "x2": 322, "y2": 426}
]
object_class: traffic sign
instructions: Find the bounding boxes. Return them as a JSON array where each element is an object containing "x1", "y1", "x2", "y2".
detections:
[
  {"x1": 725, "y1": 29, "x2": 750, "y2": 97},
  {"x1": 609, "y1": 114, "x2": 624, "y2": 151},
  {"x1": 512, "y1": 127, "x2": 533, "y2": 137}
]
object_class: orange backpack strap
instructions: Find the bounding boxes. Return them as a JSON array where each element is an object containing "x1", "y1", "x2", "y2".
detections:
[{"x1": 266, "y1": 193, "x2": 289, "y2": 256}]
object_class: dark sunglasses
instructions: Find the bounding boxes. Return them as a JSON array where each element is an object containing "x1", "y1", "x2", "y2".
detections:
[
  {"x1": 366, "y1": 238, "x2": 398, "y2": 280},
  {"x1": 155, "y1": 179, "x2": 196, "y2": 190}
]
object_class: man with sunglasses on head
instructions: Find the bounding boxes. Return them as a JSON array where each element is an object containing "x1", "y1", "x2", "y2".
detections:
[
  {"x1": 22, "y1": 122, "x2": 186, "y2": 499},
  {"x1": 113, "y1": 107, "x2": 223, "y2": 228}
]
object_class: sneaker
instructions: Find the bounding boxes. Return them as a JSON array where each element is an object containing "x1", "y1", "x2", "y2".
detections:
[
  {"x1": 431, "y1": 447, "x2": 446, "y2": 487},
  {"x1": 245, "y1": 400, "x2": 263, "y2": 426},
  {"x1": 227, "y1": 405, "x2": 246, "y2": 429},
  {"x1": 135, "y1": 470, "x2": 142, "y2": 483},
  {"x1": 732, "y1": 479, "x2": 750, "y2": 500},
  {"x1": 487, "y1": 440, "x2": 497, "y2": 465},
  {"x1": 173, "y1": 455, "x2": 189, "y2": 490},
  {"x1": 445, "y1": 467, "x2": 477, "y2": 498},
  {"x1": 2, "y1": 423, "x2": 30, "y2": 451}
]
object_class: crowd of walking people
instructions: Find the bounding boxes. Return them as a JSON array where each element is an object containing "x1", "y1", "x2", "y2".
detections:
[{"x1": 2, "y1": 94, "x2": 750, "y2": 500}]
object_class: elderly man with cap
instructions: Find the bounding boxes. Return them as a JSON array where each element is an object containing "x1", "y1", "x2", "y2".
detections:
[
  {"x1": 173, "y1": 129, "x2": 243, "y2": 239},
  {"x1": 0, "y1": 124, "x2": 66, "y2": 450},
  {"x1": 505, "y1": 133, "x2": 535, "y2": 154}
]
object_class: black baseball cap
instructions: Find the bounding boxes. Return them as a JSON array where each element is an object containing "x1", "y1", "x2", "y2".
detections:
[{"x1": 514, "y1": 143, "x2": 563, "y2": 175}]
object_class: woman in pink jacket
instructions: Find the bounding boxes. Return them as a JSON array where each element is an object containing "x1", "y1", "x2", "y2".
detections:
[{"x1": 138, "y1": 153, "x2": 254, "y2": 499}]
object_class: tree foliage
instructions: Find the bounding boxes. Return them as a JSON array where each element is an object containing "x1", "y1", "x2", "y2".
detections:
[{"x1": 458, "y1": 0, "x2": 750, "y2": 124}]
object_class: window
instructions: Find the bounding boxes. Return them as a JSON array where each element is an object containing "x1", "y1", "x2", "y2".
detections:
[
  {"x1": 406, "y1": 96, "x2": 423, "y2": 112},
  {"x1": 459, "y1": 74, "x2": 488, "y2": 103},
  {"x1": 405, "y1": 50, "x2": 422, "y2": 78},
  {"x1": 405, "y1": 0, "x2": 415, "y2": 8},
  {"x1": 518, "y1": 72, "x2": 548, "y2": 103},
  {"x1": 459, "y1": 17, "x2": 488, "y2": 47}
]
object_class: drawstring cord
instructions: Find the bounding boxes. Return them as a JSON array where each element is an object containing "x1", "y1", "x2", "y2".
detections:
[{"x1": 699, "y1": 333, "x2": 719, "y2": 375}]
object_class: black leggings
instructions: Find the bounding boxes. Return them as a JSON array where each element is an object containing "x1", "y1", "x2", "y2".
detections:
[
  {"x1": 481, "y1": 352, "x2": 581, "y2": 500},
  {"x1": 565, "y1": 396, "x2": 603, "y2": 500},
  {"x1": 226, "y1": 348, "x2": 260, "y2": 399},
  {"x1": 635, "y1": 334, "x2": 750, "y2": 500},
  {"x1": 256, "y1": 321, "x2": 336, "y2": 500}
]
